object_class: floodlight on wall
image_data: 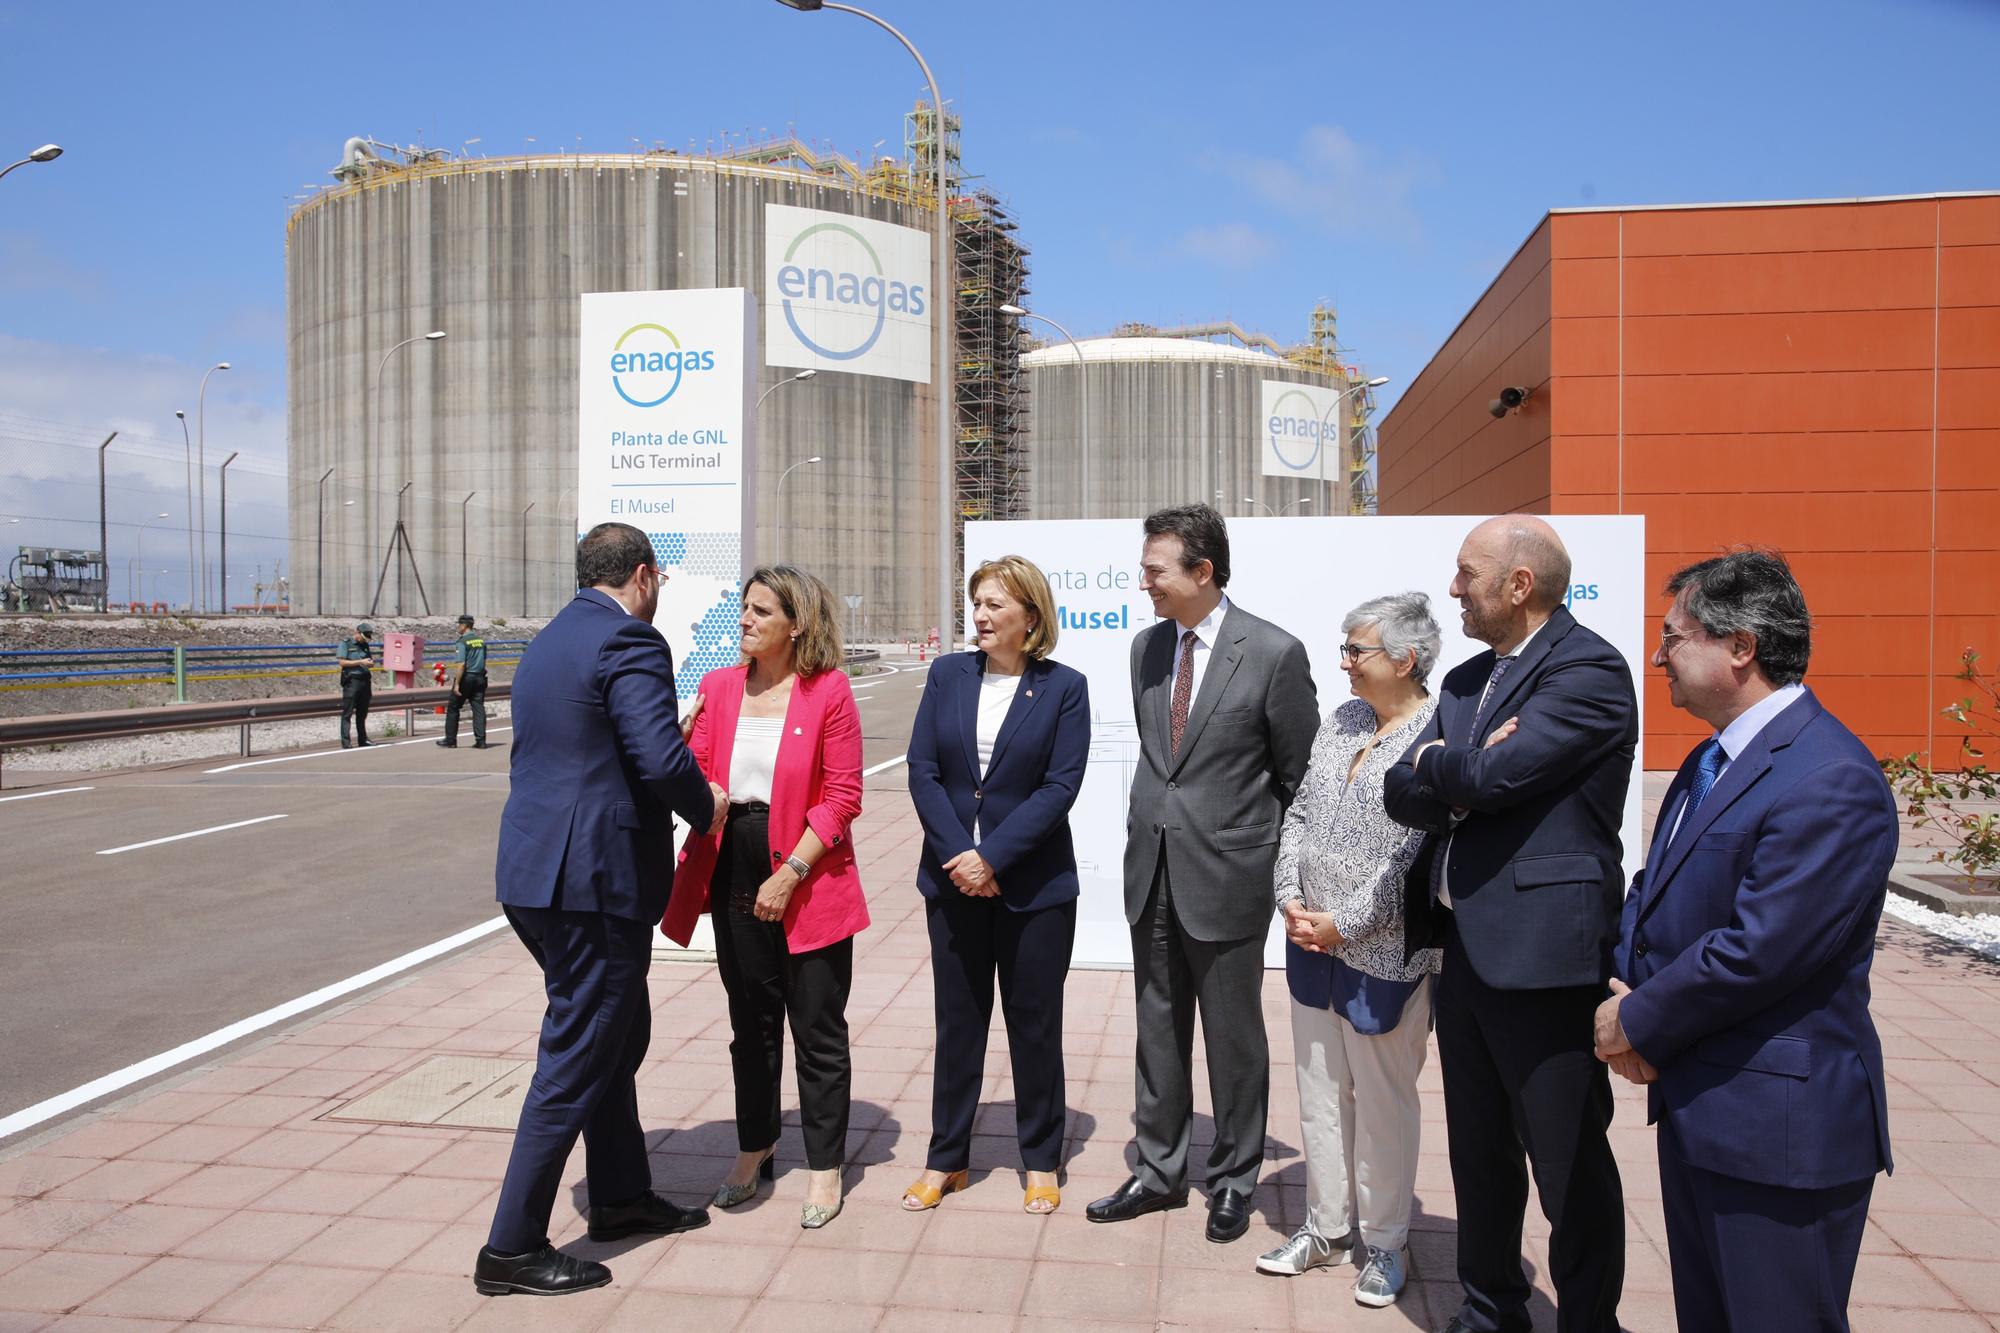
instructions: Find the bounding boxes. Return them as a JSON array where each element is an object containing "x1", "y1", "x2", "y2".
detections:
[{"x1": 1488, "y1": 385, "x2": 1532, "y2": 419}]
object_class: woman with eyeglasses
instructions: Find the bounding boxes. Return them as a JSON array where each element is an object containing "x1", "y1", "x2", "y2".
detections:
[{"x1": 1255, "y1": 591, "x2": 1444, "y2": 1311}]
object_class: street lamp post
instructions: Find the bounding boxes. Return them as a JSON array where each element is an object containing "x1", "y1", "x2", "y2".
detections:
[
  {"x1": 196, "y1": 361, "x2": 230, "y2": 610},
  {"x1": 372, "y1": 330, "x2": 447, "y2": 611},
  {"x1": 755, "y1": 367, "x2": 818, "y2": 414},
  {"x1": 1241, "y1": 496, "x2": 1277, "y2": 518},
  {"x1": 0, "y1": 143, "x2": 62, "y2": 184},
  {"x1": 174, "y1": 412, "x2": 196, "y2": 612},
  {"x1": 394, "y1": 480, "x2": 413, "y2": 614},
  {"x1": 316, "y1": 467, "x2": 335, "y2": 615},
  {"x1": 1281, "y1": 496, "x2": 1315, "y2": 514},
  {"x1": 1316, "y1": 376, "x2": 1391, "y2": 513},
  {"x1": 521, "y1": 501, "x2": 535, "y2": 616},
  {"x1": 1000, "y1": 304, "x2": 1089, "y2": 513},
  {"x1": 461, "y1": 491, "x2": 476, "y2": 614},
  {"x1": 96, "y1": 431, "x2": 117, "y2": 612},
  {"x1": 776, "y1": 0, "x2": 952, "y2": 652},
  {"x1": 774, "y1": 456, "x2": 824, "y2": 560},
  {"x1": 218, "y1": 451, "x2": 238, "y2": 613}
]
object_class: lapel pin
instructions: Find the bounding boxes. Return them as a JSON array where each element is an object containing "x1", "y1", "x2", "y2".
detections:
[
  {"x1": 1026, "y1": 689, "x2": 1033, "y2": 697},
  {"x1": 793, "y1": 726, "x2": 803, "y2": 735}
]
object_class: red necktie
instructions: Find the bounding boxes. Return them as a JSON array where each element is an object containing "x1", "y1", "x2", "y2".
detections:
[{"x1": 1171, "y1": 630, "x2": 1197, "y2": 757}]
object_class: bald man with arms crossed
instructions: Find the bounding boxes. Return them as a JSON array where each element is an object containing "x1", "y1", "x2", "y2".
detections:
[{"x1": 1383, "y1": 516, "x2": 1637, "y2": 1333}]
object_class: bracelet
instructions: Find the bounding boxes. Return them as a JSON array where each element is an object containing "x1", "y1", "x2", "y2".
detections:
[{"x1": 784, "y1": 853, "x2": 812, "y2": 878}]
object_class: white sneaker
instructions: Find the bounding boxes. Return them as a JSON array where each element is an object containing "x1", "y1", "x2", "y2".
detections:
[
  {"x1": 1254, "y1": 1226, "x2": 1354, "y2": 1276},
  {"x1": 1352, "y1": 1244, "x2": 1407, "y2": 1307}
]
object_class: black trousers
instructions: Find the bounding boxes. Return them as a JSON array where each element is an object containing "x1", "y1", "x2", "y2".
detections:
[
  {"x1": 445, "y1": 670, "x2": 487, "y2": 744},
  {"x1": 924, "y1": 890, "x2": 1075, "y2": 1173},
  {"x1": 1658, "y1": 1119, "x2": 1872, "y2": 1333},
  {"x1": 339, "y1": 671, "x2": 371, "y2": 744},
  {"x1": 1129, "y1": 858, "x2": 1269, "y2": 1196},
  {"x1": 1435, "y1": 915, "x2": 1624, "y2": 1333},
  {"x1": 488, "y1": 905, "x2": 653, "y2": 1253},
  {"x1": 709, "y1": 805, "x2": 853, "y2": 1170}
]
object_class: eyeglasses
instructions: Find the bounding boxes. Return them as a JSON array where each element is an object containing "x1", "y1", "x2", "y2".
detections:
[
  {"x1": 1338, "y1": 643, "x2": 1388, "y2": 663},
  {"x1": 1657, "y1": 625, "x2": 1704, "y2": 655}
]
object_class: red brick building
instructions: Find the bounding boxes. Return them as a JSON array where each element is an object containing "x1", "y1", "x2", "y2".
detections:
[{"x1": 1377, "y1": 192, "x2": 2000, "y2": 768}]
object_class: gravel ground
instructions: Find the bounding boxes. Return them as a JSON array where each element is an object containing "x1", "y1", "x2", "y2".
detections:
[
  {"x1": 1, "y1": 698, "x2": 515, "y2": 773},
  {"x1": 1883, "y1": 890, "x2": 2000, "y2": 962}
]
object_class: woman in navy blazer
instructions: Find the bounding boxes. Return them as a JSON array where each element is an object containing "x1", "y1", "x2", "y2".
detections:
[{"x1": 904, "y1": 554, "x2": 1090, "y2": 1215}]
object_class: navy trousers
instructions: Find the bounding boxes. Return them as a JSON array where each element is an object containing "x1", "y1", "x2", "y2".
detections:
[
  {"x1": 487, "y1": 905, "x2": 656, "y2": 1254},
  {"x1": 923, "y1": 892, "x2": 1075, "y2": 1173},
  {"x1": 1657, "y1": 1118, "x2": 1873, "y2": 1332}
]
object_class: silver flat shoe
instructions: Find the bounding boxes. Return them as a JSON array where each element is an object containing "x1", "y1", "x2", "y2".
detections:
[
  {"x1": 799, "y1": 1198, "x2": 843, "y2": 1230},
  {"x1": 1352, "y1": 1245, "x2": 1408, "y2": 1307},
  {"x1": 1254, "y1": 1225, "x2": 1354, "y2": 1276},
  {"x1": 711, "y1": 1152, "x2": 775, "y2": 1209}
]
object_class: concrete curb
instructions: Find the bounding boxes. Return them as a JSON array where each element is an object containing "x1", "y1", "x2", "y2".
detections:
[{"x1": 1887, "y1": 860, "x2": 2000, "y2": 917}]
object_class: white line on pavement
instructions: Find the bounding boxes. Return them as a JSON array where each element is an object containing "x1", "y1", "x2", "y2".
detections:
[
  {"x1": 0, "y1": 914, "x2": 512, "y2": 1143},
  {"x1": 204, "y1": 725, "x2": 514, "y2": 774},
  {"x1": 862, "y1": 753, "x2": 907, "y2": 777},
  {"x1": 97, "y1": 813, "x2": 289, "y2": 856},
  {"x1": 0, "y1": 786, "x2": 95, "y2": 805}
]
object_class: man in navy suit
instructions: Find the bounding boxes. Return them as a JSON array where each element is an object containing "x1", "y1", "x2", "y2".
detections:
[
  {"x1": 1383, "y1": 514, "x2": 1635, "y2": 1333},
  {"x1": 475, "y1": 522, "x2": 727, "y2": 1297},
  {"x1": 1596, "y1": 550, "x2": 1897, "y2": 1332}
]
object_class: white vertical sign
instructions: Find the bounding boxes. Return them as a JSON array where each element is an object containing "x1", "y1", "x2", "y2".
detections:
[
  {"x1": 1259, "y1": 378, "x2": 1345, "y2": 481},
  {"x1": 578, "y1": 289, "x2": 757, "y2": 697},
  {"x1": 963, "y1": 515, "x2": 1647, "y2": 970},
  {"x1": 764, "y1": 203, "x2": 933, "y2": 383}
]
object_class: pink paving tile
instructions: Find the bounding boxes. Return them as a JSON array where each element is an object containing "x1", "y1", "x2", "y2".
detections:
[
  {"x1": 34, "y1": 1315, "x2": 185, "y2": 1331},
  {"x1": 1847, "y1": 1253, "x2": 1964, "y2": 1310},
  {"x1": 410, "y1": 1137, "x2": 515, "y2": 1181},
  {"x1": 891, "y1": 1250, "x2": 1030, "y2": 1314},
  {"x1": 119, "y1": 1123, "x2": 266, "y2": 1164},
  {"x1": 0, "y1": 1200, "x2": 120, "y2": 1250},
  {"x1": 47, "y1": 1160, "x2": 198, "y2": 1205},
  {"x1": 249, "y1": 1169, "x2": 395, "y2": 1215},
  {"x1": 351, "y1": 1174, "x2": 495, "y2": 1224},
  {"x1": 142, "y1": 1163, "x2": 294, "y2": 1210},
  {"x1": 792, "y1": 1200, "x2": 927, "y2": 1254},
  {"x1": 312, "y1": 1130, "x2": 454, "y2": 1178},
  {"x1": 761, "y1": 1244, "x2": 912, "y2": 1306},
  {"x1": 283, "y1": 1215, "x2": 446, "y2": 1271},
  {"x1": 454, "y1": 1287, "x2": 625, "y2": 1332},
  {"x1": 1923, "y1": 1257, "x2": 2000, "y2": 1313},
  {"x1": 1871, "y1": 1209, "x2": 2000, "y2": 1260},
  {"x1": 738, "y1": 1298, "x2": 886, "y2": 1333},
  {"x1": 36, "y1": 1122, "x2": 168, "y2": 1163},
  {"x1": 322, "y1": 1269, "x2": 490, "y2": 1331},
  {"x1": 1849, "y1": 1313, "x2": 1996, "y2": 1332},
  {"x1": 914, "y1": 1201, "x2": 1046, "y2": 1258},
  {"x1": 634, "y1": 1237, "x2": 788, "y2": 1296},
  {"x1": 191, "y1": 1094, "x2": 325, "y2": 1129},
  {"x1": 876, "y1": 1312, "x2": 1018, "y2": 1333},
  {"x1": 0, "y1": 1155, "x2": 102, "y2": 1201},
  {"x1": 1158, "y1": 1262, "x2": 1298, "y2": 1328},
  {"x1": 172, "y1": 1208, "x2": 332, "y2": 1264},
  {"x1": 1020, "y1": 1256, "x2": 1159, "y2": 1323},
  {"x1": 398, "y1": 1220, "x2": 490, "y2": 1277},
  {"x1": 216, "y1": 1126, "x2": 354, "y2": 1170},
  {"x1": 1034, "y1": 1207, "x2": 1166, "y2": 1268},
  {"x1": 203, "y1": 1262, "x2": 379, "y2": 1327},
  {"x1": 171, "y1": 1060, "x2": 286, "y2": 1096},
  {"x1": 61, "y1": 1204, "x2": 229, "y2": 1256},
  {"x1": 74, "y1": 1256, "x2": 263, "y2": 1321},
  {"x1": 113, "y1": 1091, "x2": 235, "y2": 1127},
  {"x1": 0, "y1": 1250, "x2": 152, "y2": 1313},
  {"x1": 602, "y1": 1290, "x2": 756, "y2": 1331}
]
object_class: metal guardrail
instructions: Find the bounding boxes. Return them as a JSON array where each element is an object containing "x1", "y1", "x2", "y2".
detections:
[
  {"x1": 0, "y1": 683, "x2": 513, "y2": 788},
  {"x1": 0, "y1": 641, "x2": 530, "y2": 692}
]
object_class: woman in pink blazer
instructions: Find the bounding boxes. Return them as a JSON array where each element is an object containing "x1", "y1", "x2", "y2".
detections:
[{"x1": 661, "y1": 564, "x2": 866, "y2": 1229}]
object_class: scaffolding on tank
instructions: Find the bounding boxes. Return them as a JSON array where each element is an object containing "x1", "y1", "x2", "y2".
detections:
[{"x1": 952, "y1": 190, "x2": 1031, "y2": 579}]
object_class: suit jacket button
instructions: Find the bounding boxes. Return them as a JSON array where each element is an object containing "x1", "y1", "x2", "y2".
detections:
[
  {"x1": 1635, "y1": 941, "x2": 1650, "y2": 958},
  {"x1": 974, "y1": 789, "x2": 982, "y2": 800},
  {"x1": 772, "y1": 852, "x2": 782, "y2": 863}
]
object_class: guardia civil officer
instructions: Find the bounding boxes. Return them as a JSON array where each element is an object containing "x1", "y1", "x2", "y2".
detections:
[
  {"x1": 439, "y1": 614, "x2": 490, "y2": 749},
  {"x1": 337, "y1": 622, "x2": 377, "y2": 749}
]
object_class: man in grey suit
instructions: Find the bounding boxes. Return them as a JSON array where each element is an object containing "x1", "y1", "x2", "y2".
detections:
[{"x1": 1087, "y1": 504, "x2": 1320, "y2": 1243}]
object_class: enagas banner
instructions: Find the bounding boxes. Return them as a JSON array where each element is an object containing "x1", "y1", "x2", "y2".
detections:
[
  {"x1": 1259, "y1": 378, "x2": 1346, "y2": 481},
  {"x1": 962, "y1": 515, "x2": 1647, "y2": 970},
  {"x1": 578, "y1": 289, "x2": 757, "y2": 699},
  {"x1": 764, "y1": 203, "x2": 932, "y2": 383}
]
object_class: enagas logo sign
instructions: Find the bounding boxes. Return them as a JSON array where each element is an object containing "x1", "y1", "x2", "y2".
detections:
[
  {"x1": 765, "y1": 203, "x2": 932, "y2": 384},
  {"x1": 1258, "y1": 379, "x2": 1343, "y2": 480},
  {"x1": 610, "y1": 323, "x2": 716, "y2": 408}
]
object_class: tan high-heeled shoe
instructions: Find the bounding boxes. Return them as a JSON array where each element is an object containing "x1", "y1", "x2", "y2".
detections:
[{"x1": 901, "y1": 1169, "x2": 969, "y2": 1211}]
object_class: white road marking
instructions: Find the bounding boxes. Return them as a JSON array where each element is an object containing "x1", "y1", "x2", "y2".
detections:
[
  {"x1": 205, "y1": 725, "x2": 514, "y2": 774},
  {"x1": 97, "y1": 813, "x2": 289, "y2": 856},
  {"x1": 0, "y1": 914, "x2": 511, "y2": 1142},
  {"x1": 0, "y1": 786, "x2": 94, "y2": 805},
  {"x1": 862, "y1": 753, "x2": 907, "y2": 777}
]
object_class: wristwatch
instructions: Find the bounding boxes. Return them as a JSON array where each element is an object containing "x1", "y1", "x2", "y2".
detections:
[{"x1": 783, "y1": 853, "x2": 812, "y2": 878}]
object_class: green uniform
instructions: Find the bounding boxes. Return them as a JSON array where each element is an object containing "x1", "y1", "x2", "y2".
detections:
[{"x1": 445, "y1": 630, "x2": 488, "y2": 746}]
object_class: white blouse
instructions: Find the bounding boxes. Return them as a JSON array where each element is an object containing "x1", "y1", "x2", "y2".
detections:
[
  {"x1": 974, "y1": 669, "x2": 1020, "y2": 838},
  {"x1": 730, "y1": 713, "x2": 785, "y2": 804}
]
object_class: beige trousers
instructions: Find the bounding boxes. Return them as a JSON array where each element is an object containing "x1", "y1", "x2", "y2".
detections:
[{"x1": 1288, "y1": 975, "x2": 1433, "y2": 1252}]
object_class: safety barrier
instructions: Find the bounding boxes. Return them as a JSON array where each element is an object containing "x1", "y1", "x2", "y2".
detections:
[{"x1": 0, "y1": 640, "x2": 530, "y2": 698}]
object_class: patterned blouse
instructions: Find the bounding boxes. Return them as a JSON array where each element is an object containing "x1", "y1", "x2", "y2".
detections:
[{"x1": 1273, "y1": 696, "x2": 1442, "y2": 984}]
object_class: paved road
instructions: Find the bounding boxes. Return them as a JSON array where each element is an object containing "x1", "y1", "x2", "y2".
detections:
[{"x1": 0, "y1": 656, "x2": 932, "y2": 1137}]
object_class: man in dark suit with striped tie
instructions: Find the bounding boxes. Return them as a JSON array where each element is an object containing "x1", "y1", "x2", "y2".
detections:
[
  {"x1": 1597, "y1": 551, "x2": 1896, "y2": 1331},
  {"x1": 1383, "y1": 515, "x2": 1636, "y2": 1333}
]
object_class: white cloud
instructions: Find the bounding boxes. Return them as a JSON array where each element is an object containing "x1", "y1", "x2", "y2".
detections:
[
  {"x1": 1211, "y1": 125, "x2": 1437, "y2": 247},
  {"x1": 1176, "y1": 222, "x2": 1278, "y2": 270}
]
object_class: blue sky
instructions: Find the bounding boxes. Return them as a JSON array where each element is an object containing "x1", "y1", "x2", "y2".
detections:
[{"x1": 2, "y1": 0, "x2": 1995, "y2": 604}]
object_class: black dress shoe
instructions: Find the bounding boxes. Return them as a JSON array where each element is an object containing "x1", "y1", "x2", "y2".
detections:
[
  {"x1": 586, "y1": 1190, "x2": 711, "y2": 1241},
  {"x1": 1206, "y1": 1187, "x2": 1252, "y2": 1243},
  {"x1": 1085, "y1": 1175, "x2": 1188, "y2": 1223},
  {"x1": 472, "y1": 741, "x2": 491, "y2": 749},
  {"x1": 472, "y1": 1243, "x2": 610, "y2": 1296},
  {"x1": 436, "y1": 739, "x2": 457, "y2": 748},
  {"x1": 355, "y1": 738, "x2": 373, "y2": 747}
]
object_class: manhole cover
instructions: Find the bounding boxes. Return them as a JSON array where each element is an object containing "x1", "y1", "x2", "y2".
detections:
[{"x1": 324, "y1": 1055, "x2": 533, "y2": 1131}]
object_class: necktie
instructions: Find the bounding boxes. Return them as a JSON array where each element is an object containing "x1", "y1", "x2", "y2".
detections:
[
  {"x1": 1672, "y1": 738, "x2": 1727, "y2": 842},
  {"x1": 1464, "y1": 654, "x2": 1516, "y2": 745},
  {"x1": 1170, "y1": 629, "x2": 1197, "y2": 757}
]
